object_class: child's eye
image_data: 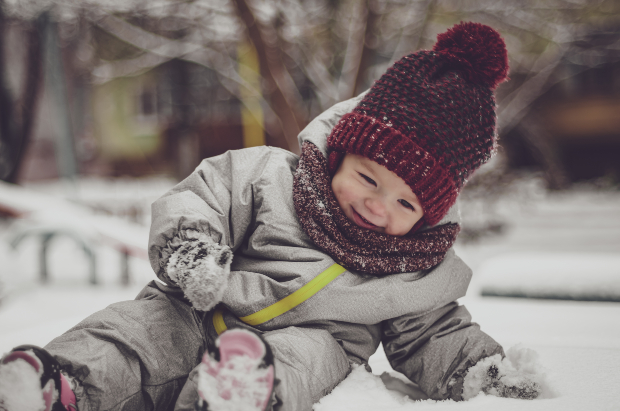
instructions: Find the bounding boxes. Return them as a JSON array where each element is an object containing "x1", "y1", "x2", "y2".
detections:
[
  {"x1": 399, "y1": 199, "x2": 415, "y2": 211},
  {"x1": 358, "y1": 173, "x2": 377, "y2": 186}
]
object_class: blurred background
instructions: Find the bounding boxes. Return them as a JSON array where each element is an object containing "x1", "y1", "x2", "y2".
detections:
[{"x1": 0, "y1": 0, "x2": 619, "y2": 369}]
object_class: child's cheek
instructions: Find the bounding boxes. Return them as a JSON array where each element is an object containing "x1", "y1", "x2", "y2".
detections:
[
  {"x1": 331, "y1": 178, "x2": 352, "y2": 208},
  {"x1": 338, "y1": 182, "x2": 356, "y2": 204}
]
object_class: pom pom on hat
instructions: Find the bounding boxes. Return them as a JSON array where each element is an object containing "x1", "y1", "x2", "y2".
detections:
[{"x1": 433, "y1": 21, "x2": 509, "y2": 89}]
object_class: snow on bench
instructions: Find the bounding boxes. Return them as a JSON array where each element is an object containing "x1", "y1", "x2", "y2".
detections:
[
  {"x1": 478, "y1": 252, "x2": 620, "y2": 302},
  {"x1": 0, "y1": 180, "x2": 150, "y2": 285}
]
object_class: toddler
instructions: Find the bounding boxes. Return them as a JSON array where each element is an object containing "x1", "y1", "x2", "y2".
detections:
[{"x1": 0, "y1": 22, "x2": 541, "y2": 411}]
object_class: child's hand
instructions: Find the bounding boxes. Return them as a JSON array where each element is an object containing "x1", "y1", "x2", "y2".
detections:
[
  {"x1": 462, "y1": 353, "x2": 542, "y2": 400},
  {"x1": 166, "y1": 240, "x2": 233, "y2": 311}
]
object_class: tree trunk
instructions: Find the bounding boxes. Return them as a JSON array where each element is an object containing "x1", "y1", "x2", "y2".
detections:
[
  {"x1": 231, "y1": 0, "x2": 303, "y2": 153},
  {"x1": 168, "y1": 58, "x2": 201, "y2": 180},
  {"x1": 517, "y1": 117, "x2": 570, "y2": 190},
  {"x1": 0, "y1": 15, "x2": 44, "y2": 183},
  {"x1": 0, "y1": 10, "x2": 16, "y2": 182},
  {"x1": 352, "y1": 0, "x2": 380, "y2": 97},
  {"x1": 337, "y1": 0, "x2": 368, "y2": 100}
]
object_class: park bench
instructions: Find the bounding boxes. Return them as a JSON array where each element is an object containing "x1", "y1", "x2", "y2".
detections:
[{"x1": 0, "y1": 180, "x2": 149, "y2": 285}]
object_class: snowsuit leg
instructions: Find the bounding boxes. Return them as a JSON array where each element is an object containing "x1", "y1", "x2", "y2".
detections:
[
  {"x1": 175, "y1": 326, "x2": 351, "y2": 411},
  {"x1": 44, "y1": 281, "x2": 207, "y2": 411},
  {"x1": 266, "y1": 327, "x2": 352, "y2": 410}
]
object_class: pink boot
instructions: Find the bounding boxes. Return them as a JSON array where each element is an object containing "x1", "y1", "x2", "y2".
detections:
[
  {"x1": 0, "y1": 346, "x2": 77, "y2": 411},
  {"x1": 196, "y1": 329, "x2": 275, "y2": 411}
]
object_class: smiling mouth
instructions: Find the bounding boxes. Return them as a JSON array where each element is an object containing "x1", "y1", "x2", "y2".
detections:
[{"x1": 352, "y1": 208, "x2": 377, "y2": 228}]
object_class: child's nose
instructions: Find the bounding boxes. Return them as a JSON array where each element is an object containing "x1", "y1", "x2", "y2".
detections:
[{"x1": 365, "y1": 197, "x2": 386, "y2": 216}]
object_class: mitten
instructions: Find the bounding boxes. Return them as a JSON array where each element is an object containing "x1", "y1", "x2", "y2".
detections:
[
  {"x1": 166, "y1": 238, "x2": 233, "y2": 312},
  {"x1": 461, "y1": 351, "x2": 542, "y2": 400}
]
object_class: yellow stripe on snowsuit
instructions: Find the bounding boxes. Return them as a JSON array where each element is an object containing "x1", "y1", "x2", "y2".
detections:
[
  {"x1": 213, "y1": 307, "x2": 228, "y2": 335},
  {"x1": 240, "y1": 263, "x2": 347, "y2": 325},
  {"x1": 213, "y1": 263, "x2": 346, "y2": 334}
]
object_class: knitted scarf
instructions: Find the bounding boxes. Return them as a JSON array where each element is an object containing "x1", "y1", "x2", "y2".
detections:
[{"x1": 293, "y1": 142, "x2": 460, "y2": 276}]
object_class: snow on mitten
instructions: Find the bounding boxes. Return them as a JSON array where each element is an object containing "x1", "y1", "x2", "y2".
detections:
[
  {"x1": 462, "y1": 347, "x2": 543, "y2": 400},
  {"x1": 166, "y1": 239, "x2": 233, "y2": 312},
  {"x1": 0, "y1": 345, "x2": 77, "y2": 411}
]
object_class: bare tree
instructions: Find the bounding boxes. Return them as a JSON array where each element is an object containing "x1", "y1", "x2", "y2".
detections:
[
  {"x1": 0, "y1": 10, "x2": 44, "y2": 183},
  {"x1": 1, "y1": 0, "x2": 618, "y2": 180}
]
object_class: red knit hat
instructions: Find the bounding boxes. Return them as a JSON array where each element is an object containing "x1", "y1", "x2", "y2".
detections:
[{"x1": 327, "y1": 22, "x2": 509, "y2": 226}]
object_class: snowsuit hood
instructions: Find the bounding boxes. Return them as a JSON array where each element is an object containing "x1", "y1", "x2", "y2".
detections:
[{"x1": 297, "y1": 92, "x2": 463, "y2": 231}]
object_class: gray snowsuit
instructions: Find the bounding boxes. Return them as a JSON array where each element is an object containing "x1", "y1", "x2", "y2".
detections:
[{"x1": 45, "y1": 95, "x2": 502, "y2": 411}]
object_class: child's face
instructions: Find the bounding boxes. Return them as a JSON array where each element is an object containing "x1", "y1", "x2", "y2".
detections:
[{"x1": 331, "y1": 153, "x2": 424, "y2": 236}]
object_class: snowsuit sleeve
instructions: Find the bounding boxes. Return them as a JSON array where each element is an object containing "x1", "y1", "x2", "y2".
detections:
[
  {"x1": 148, "y1": 146, "x2": 285, "y2": 290},
  {"x1": 382, "y1": 302, "x2": 504, "y2": 400}
]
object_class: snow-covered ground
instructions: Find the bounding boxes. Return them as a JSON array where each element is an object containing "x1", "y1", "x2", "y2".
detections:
[{"x1": 1, "y1": 179, "x2": 619, "y2": 410}]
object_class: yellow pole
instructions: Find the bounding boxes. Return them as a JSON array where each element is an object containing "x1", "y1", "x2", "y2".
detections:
[{"x1": 238, "y1": 41, "x2": 265, "y2": 147}]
